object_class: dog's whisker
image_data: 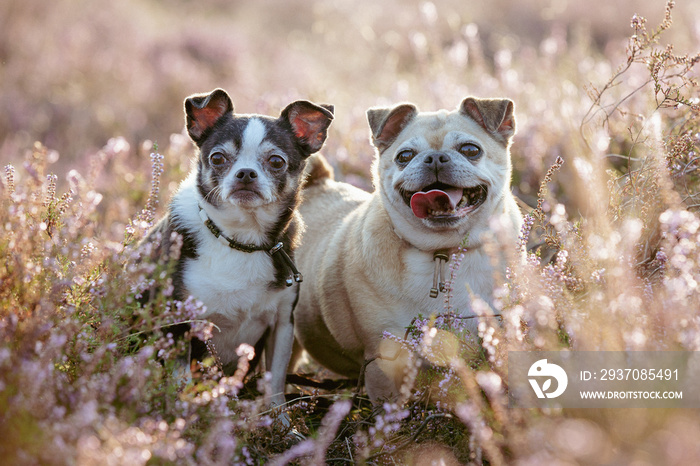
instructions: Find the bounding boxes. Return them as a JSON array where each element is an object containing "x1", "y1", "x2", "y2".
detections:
[{"x1": 203, "y1": 185, "x2": 223, "y2": 203}]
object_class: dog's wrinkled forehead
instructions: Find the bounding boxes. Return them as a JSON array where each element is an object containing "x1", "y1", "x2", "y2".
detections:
[{"x1": 394, "y1": 111, "x2": 492, "y2": 150}]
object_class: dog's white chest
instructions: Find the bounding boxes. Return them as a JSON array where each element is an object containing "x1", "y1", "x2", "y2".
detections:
[
  {"x1": 183, "y1": 243, "x2": 280, "y2": 321},
  {"x1": 181, "y1": 236, "x2": 298, "y2": 364}
]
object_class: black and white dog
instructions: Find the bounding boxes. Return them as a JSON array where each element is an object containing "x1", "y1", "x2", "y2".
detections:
[{"x1": 144, "y1": 88, "x2": 333, "y2": 410}]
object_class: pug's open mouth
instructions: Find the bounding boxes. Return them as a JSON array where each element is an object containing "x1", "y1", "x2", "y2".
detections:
[{"x1": 400, "y1": 182, "x2": 488, "y2": 219}]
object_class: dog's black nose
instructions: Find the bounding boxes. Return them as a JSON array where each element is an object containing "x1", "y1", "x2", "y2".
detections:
[
  {"x1": 235, "y1": 168, "x2": 258, "y2": 183},
  {"x1": 423, "y1": 152, "x2": 451, "y2": 169}
]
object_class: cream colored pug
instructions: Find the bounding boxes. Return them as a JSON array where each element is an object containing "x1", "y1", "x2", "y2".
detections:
[{"x1": 293, "y1": 97, "x2": 522, "y2": 402}]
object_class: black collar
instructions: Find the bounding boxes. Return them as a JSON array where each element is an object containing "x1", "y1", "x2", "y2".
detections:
[
  {"x1": 198, "y1": 203, "x2": 271, "y2": 253},
  {"x1": 197, "y1": 204, "x2": 303, "y2": 286}
]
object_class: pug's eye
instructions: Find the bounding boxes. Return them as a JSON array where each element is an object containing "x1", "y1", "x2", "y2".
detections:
[
  {"x1": 210, "y1": 152, "x2": 226, "y2": 166},
  {"x1": 396, "y1": 149, "x2": 416, "y2": 164},
  {"x1": 458, "y1": 143, "x2": 482, "y2": 159},
  {"x1": 268, "y1": 155, "x2": 286, "y2": 170}
]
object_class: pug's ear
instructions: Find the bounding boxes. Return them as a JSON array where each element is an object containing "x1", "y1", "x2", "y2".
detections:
[
  {"x1": 184, "y1": 89, "x2": 234, "y2": 144},
  {"x1": 460, "y1": 97, "x2": 515, "y2": 145},
  {"x1": 280, "y1": 101, "x2": 335, "y2": 155},
  {"x1": 367, "y1": 104, "x2": 418, "y2": 152}
]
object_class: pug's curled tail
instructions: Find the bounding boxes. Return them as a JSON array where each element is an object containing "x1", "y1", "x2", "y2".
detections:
[{"x1": 302, "y1": 153, "x2": 334, "y2": 188}]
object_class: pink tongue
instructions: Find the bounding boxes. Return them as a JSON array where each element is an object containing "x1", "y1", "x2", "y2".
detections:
[{"x1": 410, "y1": 188, "x2": 463, "y2": 219}]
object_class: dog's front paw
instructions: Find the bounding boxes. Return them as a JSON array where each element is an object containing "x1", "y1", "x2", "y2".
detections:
[
  {"x1": 284, "y1": 427, "x2": 306, "y2": 445},
  {"x1": 171, "y1": 355, "x2": 193, "y2": 387},
  {"x1": 271, "y1": 410, "x2": 306, "y2": 447}
]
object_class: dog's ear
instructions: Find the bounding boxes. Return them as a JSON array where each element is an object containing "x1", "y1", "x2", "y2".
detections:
[
  {"x1": 184, "y1": 89, "x2": 234, "y2": 144},
  {"x1": 460, "y1": 97, "x2": 515, "y2": 144},
  {"x1": 280, "y1": 101, "x2": 334, "y2": 155},
  {"x1": 367, "y1": 104, "x2": 418, "y2": 152}
]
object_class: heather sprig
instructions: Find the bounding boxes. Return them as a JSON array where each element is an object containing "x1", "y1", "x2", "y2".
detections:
[
  {"x1": 125, "y1": 146, "x2": 165, "y2": 246},
  {"x1": 4, "y1": 164, "x2": 15, "y2": 195}
]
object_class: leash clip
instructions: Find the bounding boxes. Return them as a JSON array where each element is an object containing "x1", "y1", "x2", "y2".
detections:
[
  {"x1": 430, "y1": 250, "x2": 449, "y2": 298},
  {"x1": 268, "y1": 242, "x2": 304, "y2": 287}
]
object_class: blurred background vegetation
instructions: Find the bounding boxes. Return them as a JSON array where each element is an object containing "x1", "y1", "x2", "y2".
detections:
[{"x1": 2, "y1": 0, "x2": 698, "y2": 199}]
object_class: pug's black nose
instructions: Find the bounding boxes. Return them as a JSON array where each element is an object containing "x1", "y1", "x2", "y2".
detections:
[
  {"x1": 423, "y1": 152, "x2": 451, "y2": 168},
  {"x1": 236, "y1": 168, "x2": 258, "y2": 183}
]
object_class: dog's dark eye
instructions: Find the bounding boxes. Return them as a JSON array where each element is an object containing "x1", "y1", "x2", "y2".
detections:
[
  {"x1": 458, "y1": 143, "x2": 481, "y2": 159},
  {"x1": 210, "y1": 152, "x2": 226, "y2": 166},
  {"x1": 396, "y1": 149, "x2": 415, "y2": 164},
  {"x1": 268, "y1": 155, "x2": 286, "y2": 170}
]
